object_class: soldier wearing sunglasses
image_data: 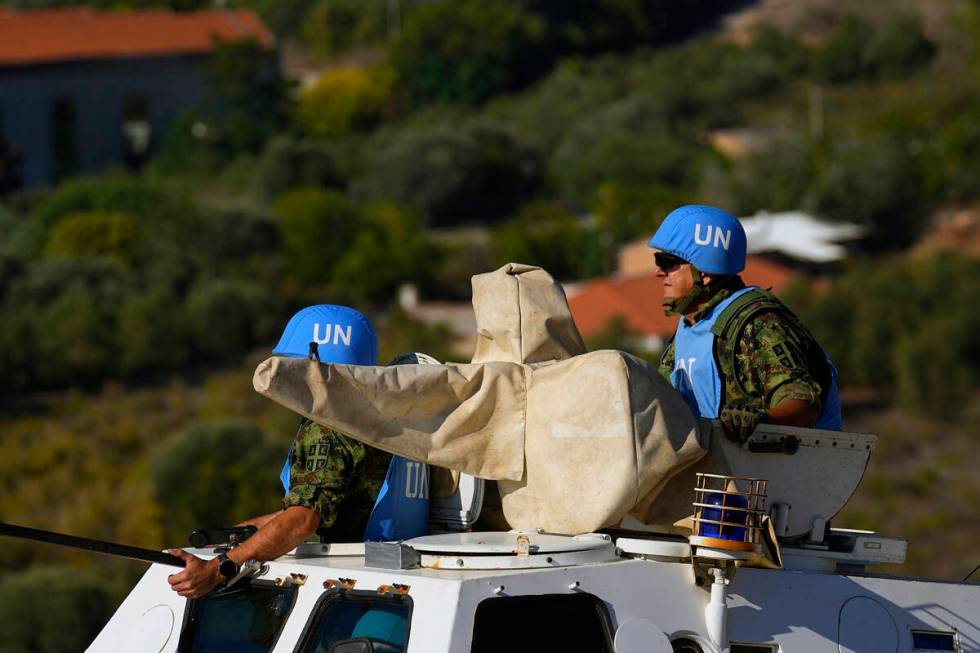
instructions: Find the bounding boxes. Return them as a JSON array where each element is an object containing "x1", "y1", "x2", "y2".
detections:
[{"x1": 648, "y1": 205, "x2": 842, "y2": 442}]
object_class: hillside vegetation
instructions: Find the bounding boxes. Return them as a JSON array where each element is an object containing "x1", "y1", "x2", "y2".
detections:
[{"x1": 1, "y1": 1, "x2": 979, "y2": 649}]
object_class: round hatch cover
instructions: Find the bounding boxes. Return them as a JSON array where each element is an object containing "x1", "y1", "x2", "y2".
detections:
[
  {"x1": 838, "y1": 596, "x2": 898, "y2": 653},
  {"x1": 406, "y1": 531, "x2": 617, "y2": 570},
  {"x1": 407, "y1": 531, "x2": 611, "y2": 554}
]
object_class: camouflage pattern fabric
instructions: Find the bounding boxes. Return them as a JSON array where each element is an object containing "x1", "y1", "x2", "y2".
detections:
[
  {"x1": 659, "y1": 284, "x2": 822, "y2": 412},
  {"x1": 283, "y1": 420, "x2": 392, "y2": 541}
]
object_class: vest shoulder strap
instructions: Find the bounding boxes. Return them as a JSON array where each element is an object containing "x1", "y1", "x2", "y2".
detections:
[
  {"x1": 710, "y1": 288, "x2": 781, "y2": 339},
  {"x1": 711, "y1": 287, "x2": 832, "y2": 403}
]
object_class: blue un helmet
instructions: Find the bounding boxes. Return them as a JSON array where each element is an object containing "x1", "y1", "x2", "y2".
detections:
[
  {"x1": 272, "y1": 304, "x2": 378, "y2": 365},
  {"x1": 648, "y1": 205, "x2": 747, "y2": 275}
]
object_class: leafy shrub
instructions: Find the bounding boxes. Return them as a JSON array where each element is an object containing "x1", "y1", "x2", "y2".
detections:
[
  {"x1": 37, "y1": 283, "x2": 118, "y2": 387},
  {"x1": 921, "y1": 102, "x2": 980, "y2": 204},
  {"x1": 356, "y1": 118, "x2": 542, "y2": 225},
  {"x1": 726, "y1": 140, "x2": 814, "y2": 215},
  {"x1": 3, "y1": 257, "x2": 131, "y2": 389},
  {"x1": 793, "y1": 254, "x2": 980, "y2": 418},
  {"x1": 117, "y1": 287, "x2": 191, "y2": 379},
  {"x1": 491, "y1": 202, "x2": 602, "y2": 281},
  {"x1": 296, "y1": 64, "x2": 394, "y2": 139},
  {"x1": 273, "y1": 187, "x2": 359, "y2": 284},
  {"x1": 44, "y1": 211, "x2": 140, "y2": 265},
  {"x1": 0, "y1": 566, "x2": 116, "y2": 653},
  {"x1": 806, "y1": 136, "x2": 925, "y2": 250},
  {"x1": 391, "y1": 0, "x2": 548, "y2": 106},
  {"x1": 893, "y1": 316, "x2": 973, "y2": 418},
  {"x1": 549, "y1": 94, "x2": 701, "y2": 209},
  {"x1": 31, "y1": 175, "x2": 185, "y2": 224},
  {"x1": 257, "y1": 136, "x2": 346, "y2": 199},
  {"x1": 183, "y1": 279, "x2": 278, "y2": 365},
  {"x1": 150, "y1": 419, "x2": 284, "y2": 540},
  {"x1": 301, "y1": 0, "x2": 387, "y2": 56},
  {"x1": 192, "y1": 206, "x2": 281, "y2": 278},
  {"x1": 332, "y1": 203, "x2": 443, "y2": 301},
  {"x1": 811, "y1": 17, "x2": 874, "y2": 84},
  {"x1": 591, "y1": 181, "x2": 679, "y2": 245},
  {"x1": 812, "y1": 15, "x2": 934, "y2": 84},
  {"x1": 862, "y1": 15, "x2": 935, "y2": 81}
]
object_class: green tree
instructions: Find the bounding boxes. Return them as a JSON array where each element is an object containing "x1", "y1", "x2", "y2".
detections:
[{"x1": 150, "y1": 419, "x2": 284, "y2": 541}]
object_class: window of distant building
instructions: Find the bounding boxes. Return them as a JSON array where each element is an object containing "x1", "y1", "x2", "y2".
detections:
[
  {"x1": 122, "y1": 94, "x2": 151, "y2": 169},
  {"x1": 0, "y1": 105, "x2": 23, "y2": 196},
  {"x1": 51, "y1": 96, "x2": 78, "y2": 182}
]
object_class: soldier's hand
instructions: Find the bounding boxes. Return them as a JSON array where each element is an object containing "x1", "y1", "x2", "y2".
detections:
[
  {"x1": 167, "y1": 549, "x2": 222, "y2": 598},
  {"x1": 720, "y1": 401, "x2": 766, "y2": 443}
]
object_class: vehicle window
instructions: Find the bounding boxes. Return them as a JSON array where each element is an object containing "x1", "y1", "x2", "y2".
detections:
[
  {"x1": 177, "y1": 580, "x2": 297, "y2": 653},
  {"x1": 470, "y1": 593, "x2": 613, "y2": 653},
  {"x1": 295, "y1": 589, "x2": 412, "y2": 653}
]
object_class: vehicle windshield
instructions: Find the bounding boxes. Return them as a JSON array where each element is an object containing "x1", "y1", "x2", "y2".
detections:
[
  {"x1": 177, "y1": 580, "x2": 298, "y2": 653},
  {"x1": 297, "y1": 590, "x2": 412, "y2": 653}
]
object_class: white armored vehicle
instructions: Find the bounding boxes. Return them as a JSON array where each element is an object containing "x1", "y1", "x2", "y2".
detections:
[
  {"x1": 89, "y1": 264, "x2": 979, "y2": 652},
  {"x1": 88, "y1": 422, "x2": 979, "y2": 653}
]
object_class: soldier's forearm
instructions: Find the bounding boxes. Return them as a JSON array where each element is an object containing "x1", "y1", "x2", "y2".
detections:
[
  {"x1": 765, "y1": 398, "x2": 820, "y2": 427},
  {"x1": 226, "y1": 506, "x2": 320, "y2": 566},
  {"x1": 236, "y1": 511, "x2": 282, "y2": 530}
]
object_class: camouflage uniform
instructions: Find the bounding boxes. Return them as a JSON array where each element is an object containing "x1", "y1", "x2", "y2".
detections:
[
  {"x1": 283, "y1": 420, "x2": 391, "y2": 542},
  {"x1": 658, "y1": 281, "x2": 825, "y2": 413}
]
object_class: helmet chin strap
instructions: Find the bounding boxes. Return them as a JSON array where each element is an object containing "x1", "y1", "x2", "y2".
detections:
[{"x1": 662, "y1": 264, "x2": 707, "y2": 316}]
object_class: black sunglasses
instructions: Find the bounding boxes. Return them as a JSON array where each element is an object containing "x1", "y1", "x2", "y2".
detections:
[{"x1": 654, "y1": 252, "x2": 686, "y2": 270}]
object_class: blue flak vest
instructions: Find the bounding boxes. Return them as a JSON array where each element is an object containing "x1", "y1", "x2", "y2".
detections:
[
  {"x1": 363, "y1": 456, "x2": 430, "y2": 542},
  {"x1": 280, "y1": 445, "x2": 430, "y2": 541},
  {"x1": 670, "y1": 286, "x2": 842, "y2": 430}
]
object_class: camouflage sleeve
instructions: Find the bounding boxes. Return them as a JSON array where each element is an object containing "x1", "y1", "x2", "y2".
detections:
[
  {"x1": 735, "y1": 312, "x2": 822, "y2": 410},
  {"x1": 282, "y1": 422, "x2": 367, "y2": 529},
  {"x1": 658, "y1": 339, "x2": 675, "y2": 383}
]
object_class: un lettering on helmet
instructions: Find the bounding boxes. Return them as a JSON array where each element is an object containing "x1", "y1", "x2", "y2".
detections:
[
  {"x1": 694, "y1": 223, "x2": 732, "y2": 251},
  {"x1": 312, "y1": 323, "x2": 353, "y2": 347}
]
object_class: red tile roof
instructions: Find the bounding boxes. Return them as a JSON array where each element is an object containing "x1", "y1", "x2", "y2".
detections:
[
  {"x1": 568, "y1": 256, "x2": 798, "y2": 339},
  {"x1": 0, "y1": 7, "x2": 274, "y2": 67}
]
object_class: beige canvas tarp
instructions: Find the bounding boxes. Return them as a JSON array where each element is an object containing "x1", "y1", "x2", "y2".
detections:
[{"x1": 254, "y1": 263, "x2": 710, "y2": 534}]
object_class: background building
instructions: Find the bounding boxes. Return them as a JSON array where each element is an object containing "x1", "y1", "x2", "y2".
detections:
[{"x1": 0, "y1": 7, "x2": 274, "y2": 188}]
